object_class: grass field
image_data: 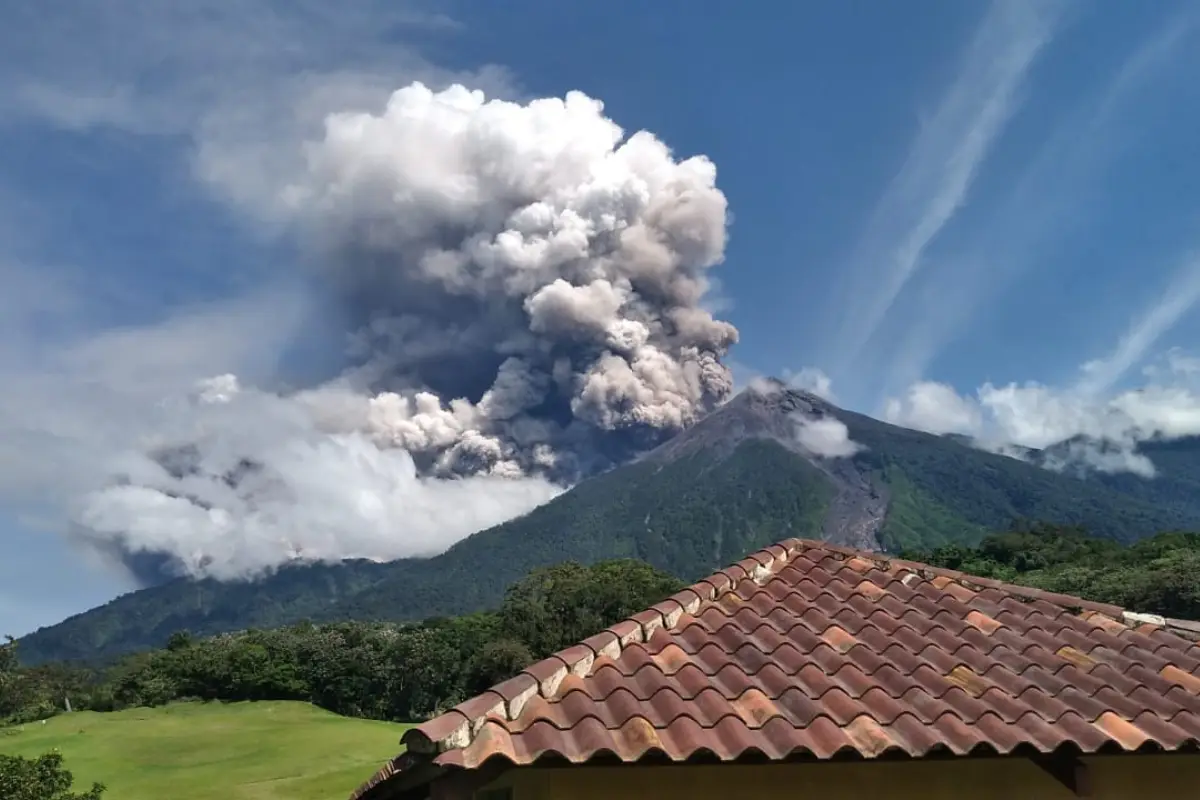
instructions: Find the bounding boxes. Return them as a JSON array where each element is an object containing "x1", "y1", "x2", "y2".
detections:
[{"x1": 0, "y1": 701, "x2": 411, "y2": 800}]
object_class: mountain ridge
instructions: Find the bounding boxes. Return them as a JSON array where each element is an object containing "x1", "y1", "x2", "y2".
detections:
[{"x1": 19, "y1": 384, "x2": 1200, "y2": 665}]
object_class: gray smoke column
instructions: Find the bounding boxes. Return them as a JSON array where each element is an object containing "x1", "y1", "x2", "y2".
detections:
[
  {"x1": 285, "y1": 83, "x2": 736, "y2": 474},
  {"x1": 74, "y1": 82, "x2": 737, "y2": 581}
]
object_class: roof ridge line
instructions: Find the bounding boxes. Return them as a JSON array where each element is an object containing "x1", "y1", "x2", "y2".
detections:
[
  {"x1": 401, "y1": 541, "x2": 806, "y2": 756},
  {"x1": 786, "y1": 537, "x2": 1139, "y2": 624},
  {"x1": 813, "y1": 540, "x2": 1200, "y2": 643},
  {"x1": 399, "y1": 536, "x2": 1200, "y2": 759},
  {"x1": 359, "y1": 536, "x2": 1200, "y2": 799},
  {"x1": 1124, "y1": 612, "x2": 1200, "y2": 642}
]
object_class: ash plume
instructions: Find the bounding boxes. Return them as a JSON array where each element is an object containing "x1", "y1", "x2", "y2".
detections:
[{"x1": 75, "y1": 83, "x2": 737, "y2": 582}]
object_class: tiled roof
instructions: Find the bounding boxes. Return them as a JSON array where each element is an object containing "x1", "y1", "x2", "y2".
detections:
[{"x1": 351, "y1": 538, "x2": 1200, "y2": 798}]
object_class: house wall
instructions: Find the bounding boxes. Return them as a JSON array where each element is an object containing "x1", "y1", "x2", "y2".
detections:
[{"x1": 473, "y1": 754, "x2": 1200, "y2": 799}]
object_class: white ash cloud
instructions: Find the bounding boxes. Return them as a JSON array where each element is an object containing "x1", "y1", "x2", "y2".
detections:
[
  {"x1": 0, "y1": 282, "x2": 562, "y2": 587},
  {"x1": 747, "y1": 373, "x2": 864, "y2": 459},
  {"x1": 73, "y1": 376, "x2": 563, "y2": 579},
  {"x1": 68, "y1": 82, "x2": 737, "y2": 581}
]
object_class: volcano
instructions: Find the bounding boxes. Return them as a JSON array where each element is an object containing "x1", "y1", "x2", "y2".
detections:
[{"x1": 21, "y1": 383, "x2": 1200, "y2": 664}]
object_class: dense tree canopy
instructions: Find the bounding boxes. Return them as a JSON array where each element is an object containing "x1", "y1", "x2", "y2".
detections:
[
  {"x1": 499, "y1": 560, "x2": 684, "y2": 658},
  {"x1": 2, "y1": 559, "x2": 680, "y2": 726}
]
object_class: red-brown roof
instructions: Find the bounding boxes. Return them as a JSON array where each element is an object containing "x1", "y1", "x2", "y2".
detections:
[{"x1": 352, "y1": 538, "x2": 1200, "y2": 798}]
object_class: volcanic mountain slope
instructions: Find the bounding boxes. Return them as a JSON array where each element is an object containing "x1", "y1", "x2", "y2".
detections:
[
  {"x1": 20, "y1": 385, "x2": 1200, "y2": 664},
  {"x1": 1037, "y1": 434, "x2": 1200, "y2": 512}
]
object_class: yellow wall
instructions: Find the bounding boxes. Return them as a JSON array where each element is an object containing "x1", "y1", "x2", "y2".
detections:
[{"x1": 477, "y1": 754, "x2": 1200, "y2": 800}]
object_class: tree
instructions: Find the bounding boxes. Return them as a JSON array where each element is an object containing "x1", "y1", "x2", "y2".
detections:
[
  {"x1": 109, "y1": 656, "x2": 178, "y2": 708},
  {"x1": 467, "y1": 638, "x2": 535, "y2": 694},
  {"x1": 500, "y1": 560, "x2": 683, "y2": 657},
  {"x1": 0, "y1": 636, "x2": 17, "y2": 675},
  {"x1": 165, "y1": 631, "x2": 194, "y2": 652},
  {"x1": 0, "y1": 753, "x2": 105, "y2": 800},
  {"x1": 1, "y1": 636, "x2": 31, "y2": 721}
]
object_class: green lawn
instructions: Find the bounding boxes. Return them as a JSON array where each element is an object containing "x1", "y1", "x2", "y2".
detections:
[{"x1": 0, "y1": 701, "x2": 411, "y2": 800}]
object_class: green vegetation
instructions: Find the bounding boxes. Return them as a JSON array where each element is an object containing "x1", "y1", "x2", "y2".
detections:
[
  {"x1": 0, "y1": 702, "x2": 406, "y2": 800},
  {"x1": 909, "y1": 523, "x2": 1200, "y2": 620},
  {"x1": 0, "y1": 752, "x2": 104, "y2": 800},
  {"x1": 495, "y1": 560, "x2": 685, "y2": 660},
  {"x1": 3, "y1": 560, "x2": 681, "y2": 726},
  {"x1": 873, "y1": 467, "x2": 987, "y2": 552}
]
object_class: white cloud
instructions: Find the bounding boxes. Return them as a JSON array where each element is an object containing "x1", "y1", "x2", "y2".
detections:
[
  {"x1": 0, "y1": 1, "x2": 473, "y2": 132},
  {"x1": 72, "y1": 387, "x2": 563, "y2": 579},
  {"x1": 875, "y1": 10, "x2": 1200, "y2": 474},
  {"x1": 0, "y1": 262, "x2": 285, "y2": 503},
  {"x1": 884, "y1": 382, "x2": 983, "y2": 437},
  {"x1": 743, "y1": 372, "x2": 861, "y2": 458},
  {"x1": 896, "y1": 254, "x2": 1200, "y2": 466},
  {"x1": 793, "y1": 415, "x2": 863, "y2": 459},
  {"x1": 1039, "y1": 438, "x2": 1157, "y2": 479},
  {"x1": 0, "y1": 1, "x2": 512, "y2": 222},
  {"x1": 1153, "y1": 349, "x2": 1200, "y2": 379},
  {"x1": 783, "y1": 367, "x2": 837, "y2": 402},
  {"x1": 751, "y1": 368, "x2": 863, "y2": 458},
  {"x1": 886, "y1": 348, "x2": 1200, "y2": 477},
  {"x1": 824, "y1": 0, "x2": 1064, "y2": 383}
]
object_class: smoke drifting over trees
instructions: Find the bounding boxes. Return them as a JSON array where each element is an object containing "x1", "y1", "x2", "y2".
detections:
[{"x1": 75, "y1": 83, "x2": 738, "y2": 582}]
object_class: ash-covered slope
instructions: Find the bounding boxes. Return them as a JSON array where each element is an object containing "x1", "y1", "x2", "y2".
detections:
[{"x1": 21, "y1": 384, "x2": 1200, "y2": 665}]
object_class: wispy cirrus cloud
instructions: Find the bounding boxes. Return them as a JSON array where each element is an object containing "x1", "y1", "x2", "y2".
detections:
[
  {"x1": 1076, "y1": 253, "x2": 1200, "y2": 398},
  {"x1": 823, "y1": 0, "x2": 1066, "y2": 394},
  {"x1": 880, "y1": 7, "x2": 1200, "y2": 398},
  {"x1": 0, "y1": 1, "x2": 469, "y2": 133},
  {"x1": 0, "y1": 0, "x2": 512, "y2": 218}
]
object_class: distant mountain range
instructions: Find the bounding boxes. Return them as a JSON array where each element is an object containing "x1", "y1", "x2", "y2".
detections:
[{"x1": 20, "y1": 384, "x2": 1200, "y2": 665}]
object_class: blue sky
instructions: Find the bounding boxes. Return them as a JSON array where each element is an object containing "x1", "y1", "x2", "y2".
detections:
[{"x1": 2, "y1": 1, "x2": 1200, "y2": 637}]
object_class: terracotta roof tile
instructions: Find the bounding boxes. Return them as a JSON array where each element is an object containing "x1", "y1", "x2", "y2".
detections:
[
  {"x1": 579, "y1": 630, "x2": 619, "y2": 660},
  {"x1": 352, "y1": 539, "x2": 1200, "y2": 798}
]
